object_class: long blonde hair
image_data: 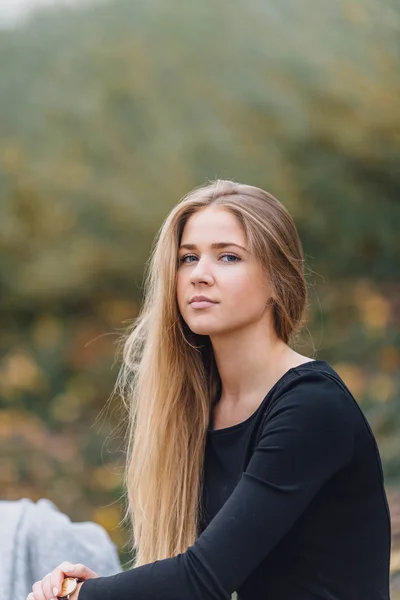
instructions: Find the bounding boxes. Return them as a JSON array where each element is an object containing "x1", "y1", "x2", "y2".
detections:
[{"x1": 116, "y1": 179, "x2": 308, "y2": 567}]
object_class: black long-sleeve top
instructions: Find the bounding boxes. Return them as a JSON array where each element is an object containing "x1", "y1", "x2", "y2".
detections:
[{"x1": 80, "y1": 360, "x2": 392, "y2": 599}]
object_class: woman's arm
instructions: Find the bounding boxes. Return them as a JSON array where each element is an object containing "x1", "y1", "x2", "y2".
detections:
[{"x1": 30, "y1": 371, "x2": 354, "y2": 600}]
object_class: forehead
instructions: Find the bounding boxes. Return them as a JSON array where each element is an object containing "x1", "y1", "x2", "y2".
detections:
[{"x1": 181, "y1": 207, "x2": 245, "y2": 244}]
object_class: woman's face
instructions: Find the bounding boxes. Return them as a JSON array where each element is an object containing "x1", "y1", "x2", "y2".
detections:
[{"x1": 176, "y1": 206, "x2": 273, "y2": 338}]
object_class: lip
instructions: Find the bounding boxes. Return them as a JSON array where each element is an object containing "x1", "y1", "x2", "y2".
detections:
[
  {"x1": 190, "y1": 301, "x2": 217, "y2": 309},
  {"x1": 189, "y1": 296, "x2": 217, "y2": 304}
]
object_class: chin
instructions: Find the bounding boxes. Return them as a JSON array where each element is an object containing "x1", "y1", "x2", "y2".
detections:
[
  {"x1": 185, "y1": 320, "x2": 230, "y2": 337},
  {"x1": 186, "y1": 323, "x2": 213, "y2": 336}
]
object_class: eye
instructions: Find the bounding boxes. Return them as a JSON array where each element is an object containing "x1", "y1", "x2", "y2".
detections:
[
  {"x1": 220, "y1": 253, "x2": 241, "y2": 263},
  {"x1": 178, "y1": 253, "x2": 241, "y2": 264},
  {"x1": 179, "y1": 254, "x2": 197, "y2": 264}
]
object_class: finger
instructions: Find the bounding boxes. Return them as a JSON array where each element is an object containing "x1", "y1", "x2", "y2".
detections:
[
  {"x1": 27, "y1": 593, "x2": 35, "y2": 600},
  {"x1": 48, "y1": 562, "x2": 75, "y2": 598},
  {"x1": 41, "y1": 573, "x2": 54, "y2": 600},
  {"x1": 31, "y1": 580, "x2": 46, "y2": 600},
  {"x1": 50, "y1": 561, "x2": 99, "y2": 597},
  {"x1": 70, "y1": 563, "x2": 99, "y2": 580}
]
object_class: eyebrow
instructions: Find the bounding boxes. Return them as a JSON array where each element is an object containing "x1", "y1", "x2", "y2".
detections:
[{"x1": 179, "y1": 242, "x2": 249, "y2": 253}]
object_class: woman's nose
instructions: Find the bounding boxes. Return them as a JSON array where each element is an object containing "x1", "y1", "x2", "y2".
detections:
[{"x1": 189, "y1": 258, "x2": 214, "y2": 284}]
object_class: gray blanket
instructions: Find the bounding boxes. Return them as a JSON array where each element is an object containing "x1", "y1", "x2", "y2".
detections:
[{"x1": 0, "y1": 498, "x2": 122, "y2": 600}]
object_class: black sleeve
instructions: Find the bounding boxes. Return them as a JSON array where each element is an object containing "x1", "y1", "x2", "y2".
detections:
[{"x1": 79, "y1": 371, "x2": 354, "y2": 600}]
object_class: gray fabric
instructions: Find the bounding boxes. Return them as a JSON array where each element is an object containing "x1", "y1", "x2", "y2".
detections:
[{"x1": 0, "y1": 498, "x2": 122, "y2": 600}]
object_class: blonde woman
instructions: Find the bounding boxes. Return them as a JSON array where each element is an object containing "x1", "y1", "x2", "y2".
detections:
[{"x1": 28, "y1": 180, "x2": 391, "y2": 600}]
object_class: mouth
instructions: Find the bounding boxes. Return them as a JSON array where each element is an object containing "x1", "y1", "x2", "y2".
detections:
[{"x1": 189, "y1": 300, "x2": 218, "y2": 309}]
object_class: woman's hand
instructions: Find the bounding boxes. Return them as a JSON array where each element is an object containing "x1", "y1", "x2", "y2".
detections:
[{"x1": 27, "y1": 561, "x2": 99, "y2": 600}]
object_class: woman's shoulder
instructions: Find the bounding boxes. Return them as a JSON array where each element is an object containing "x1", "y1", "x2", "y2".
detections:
[
  {"x1": 281, "y1": 359, "x2": 355, "y2": 397},
  {"x1": 269, "y1": 359, "x2": 359, "y2": 427},
  {"x1": 247, "y1": 360, "x2": 360, "y2": 467}
]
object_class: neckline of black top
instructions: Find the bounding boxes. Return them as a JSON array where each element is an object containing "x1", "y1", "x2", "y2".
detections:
[{"x1": 207, "y1": 359, "x2": 330, "y2": 435}]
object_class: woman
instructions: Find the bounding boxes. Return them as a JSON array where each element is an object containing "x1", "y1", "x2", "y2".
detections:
[{"x1": 28, "y1": 180, "x2": 391, "y2": 600}]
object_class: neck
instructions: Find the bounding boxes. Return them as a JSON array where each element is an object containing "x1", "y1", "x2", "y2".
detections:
[{"x1": 210, "y1": 321, "x2": 292, "y2": 405}]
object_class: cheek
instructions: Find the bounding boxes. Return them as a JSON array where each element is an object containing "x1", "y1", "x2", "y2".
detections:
[
  {"x1": 176, "y1": 273, "x2": 187, "y2": 309},
  {"x1": 176, "y1": 271, "x2": 185, "y2": 290},
  {"x1": 224, "y1": 272, "x2": 268, "y2": 314},
  {"x1": 226, "y1": 270, "x2": 259, "y2": 297}
]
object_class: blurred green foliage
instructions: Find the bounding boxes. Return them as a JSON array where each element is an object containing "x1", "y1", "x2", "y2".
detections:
[{"x1": 0, "y1": 0, "x2": 399, "y2": 586}]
